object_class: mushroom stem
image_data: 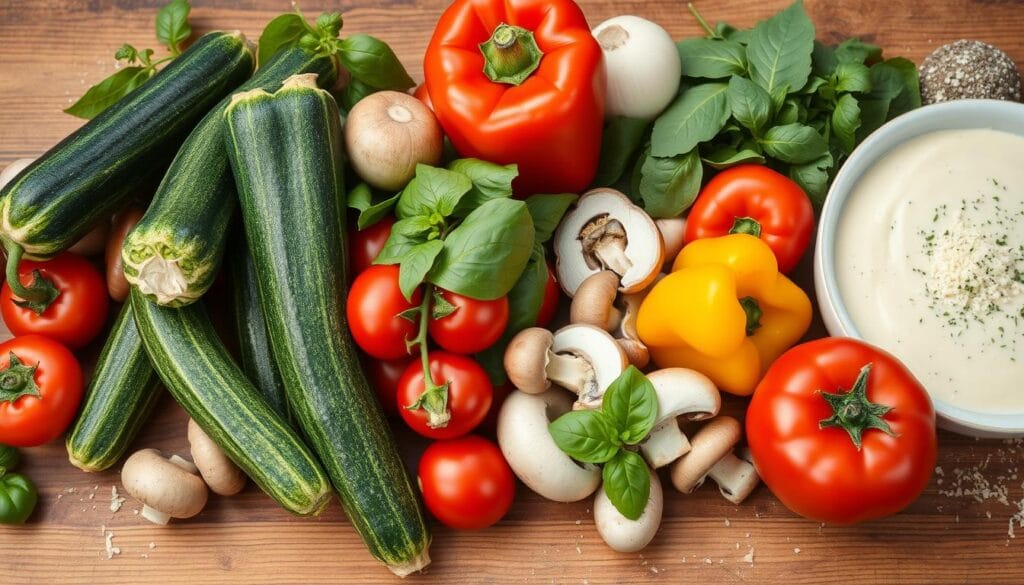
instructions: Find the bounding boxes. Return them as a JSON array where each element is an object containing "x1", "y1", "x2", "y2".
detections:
[
  {"x1": 580, "y1": 217, "x2": 634, "y2": 276},
  {"x1": 707, "y1": 452, "x2": 760, "y2": 504},
  {"x1": 141, "y1": 504, "x2": 171, "y2": 525},
  {"x1": 168, "y1": 454, "x2": 199, "y2": 475},
  {"x1": 546, "y1": 351, "x2": 597, "y2": 400},
  {"x1": 641, "y1": 419, "x2": 692, "y2": 469}
]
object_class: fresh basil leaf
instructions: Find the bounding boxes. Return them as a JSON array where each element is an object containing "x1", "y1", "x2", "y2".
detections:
[
  {"x1": 549, "y1": 409, "x2": 621, "y2": 464},
  {"x1": 867, "y1": 62, "x2": 906, "y2": 101},
  {"x1": 831, "y1": 93, "x2": 861, "y2": 154},
  {"x1": 759, "y1": 123, "x2": 828, "y2": 164},
  {"x1": 359, "y1": 196, "x2": 399, "y2": 229},
  {"x1": 398, "y1": 240, "x2": 444, "y2": 300},
  {"x1": 373, "y1": 227, "x2": 424, "y2": 265},
  {"x1": 392, "y1": 215, "x2": 438, "y2": 240},
  {"x1": 64, "y1": 66, "x2": 154, "y2": 120},
  {"x1": 347, "y1": 182, "x2": 373, "y2": 211},
  {"x1": 525, "y1": 194, "x2": 577, "y2": 244},
  {"x1": 798, "y1": 76, "x2": 829, "y2": 96},
  {"x1": 602, "y1": 450, "x2": 651, "y2": 521},
  {"x1": 258, "y1": 13, "x2": 310, "y2": 65},
  {"x1": 638, "y1": 148, "x2": 703, "y2": 218},
  {"x1": 834, "y1": 62, "x2": 871, "y2": 93},
  {"x1": 155, "y1": 0, "x2": 191, "y2": 55},
  {"x1": 714, "y1": 22, "x2": 752, "y2": 45},
  {"x1": 789, "y1": 152, "x2": 833, "y2": 207},
  {"x1": 428, "y1": 198, "x2": 535, "y2": 300},
  {"x1": 593, "y1": 117, "x2": 650, "y2": 187},
  {"x1": 338, "y1": 77, "x2": 378, "y2": 112},
  {"x1": 727, "y1": 76, "x2": 773, "y2": 133},
  {"x1": 601, "y1": 366, "x2": 658, "y2": 445},
  {"x1": 811, "y1": 41, "x2": 836, "y2": 77},
  {"x1": 447, "y1": 158, "x2": 518, "y2": 213},
  {"x1": 396, "y1": 165, "x2": 473, "y2": 219},
  {"x1": 651, "y1": 83, "x2": 730, "y2": 157},
  {"x1": 775, "y1": 98, "x2": 802, "y2": 125},
  {"x1": 834, "y1": 38, "x2": 882, "y2": 65},
  {"x1": 115, "y1": 44, "x2": 140, "y2": 63},
  {"x1": 883, "y1": 57, "x2": 921, "y2": 117},
  {"x1": 856, "y1": 98, "x2": 890, "y2": 142},
  {"x1": 316, "y1": 12, "x2": 343, "y2": 39},
  {"x1": 745, "y1": 0, "x2": 814, "y2": 95},
  {"x1": 701, "y1": 147, "x2": 766, "y2": 169},
  {"x1": 339, "y1": 34, "x2": 415, "y2": 90},
  {"x1": 677, "y1": 39, "x2": 747, "y2": 79}
]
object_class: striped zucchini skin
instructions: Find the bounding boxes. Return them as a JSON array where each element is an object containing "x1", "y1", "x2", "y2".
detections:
[
  {"x1": 0, "y1": 32, "x2": 254, "y2": 259},
  {"x1": 123, "y1": 48, "x2": 339, "y2": 307},
  {"x1": 130, "y1": 287, "x2": 332, "y2": 516},
  {"x1": 224, "y1": 76, "x2": 431, "y2": 574},
  {"x1": 65, "y1": 303, "x2": 161, "y2": 472},
  {"x1": 229, "y1": 229, "x2": 289, "y2": 419}
]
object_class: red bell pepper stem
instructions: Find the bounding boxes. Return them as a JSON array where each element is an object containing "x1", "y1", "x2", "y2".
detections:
[{"x1": 479, "y1": 23, "x2": 543, "y2": 86}]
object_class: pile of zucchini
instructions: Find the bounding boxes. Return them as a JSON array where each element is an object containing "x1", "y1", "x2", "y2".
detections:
[{"x1": 1, "y1": 30, "x2": 430, "y2": 577}]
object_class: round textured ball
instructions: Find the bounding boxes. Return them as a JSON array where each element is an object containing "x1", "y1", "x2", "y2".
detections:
[{"x1": 919, "y1": 40, "x2": 1021, "y2": 104}]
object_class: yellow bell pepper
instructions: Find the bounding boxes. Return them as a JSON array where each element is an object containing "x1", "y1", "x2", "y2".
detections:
[{"x1": 637, "y1": 234, "x2": 811, "y2": 396}]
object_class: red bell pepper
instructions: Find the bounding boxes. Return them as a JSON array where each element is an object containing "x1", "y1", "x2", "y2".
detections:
[{"x1": 423, "y1": 0, "x2": 604, "y2": 196}]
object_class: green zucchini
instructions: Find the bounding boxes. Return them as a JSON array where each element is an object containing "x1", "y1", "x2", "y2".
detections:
[
  {"x1": 123, "y1": 47, "x2": 339, "y2": 307},
  {"x1": 130, "y1": 287, "x2": 331, "y2": 516},
  {"x1": 0, "y1": 31, "x2": 254, "y2": 282},
  {"x1": 65, "y1": 303, "x2": 161, "y2": 472},
  {"x1": 224, "y1": 75, "x2": 430, "y2": 576},
  {"x1": 229, "y1": 228, "x2": 289, "y2": 419}
]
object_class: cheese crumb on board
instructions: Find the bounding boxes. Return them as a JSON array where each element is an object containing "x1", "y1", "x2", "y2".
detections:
[
  {"x1": 109, "y1": 486, "x2": 126, "y2": 513},
  {"x1": 101, "y1": 526, "x2": 120, "y2": 560}
]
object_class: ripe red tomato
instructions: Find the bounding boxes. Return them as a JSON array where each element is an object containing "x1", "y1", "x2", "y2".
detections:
[
  {"x1": 535, "y1": 262, "x2": 560, "y2": 328},
  {"x1": 746, "y1": 338, "x2": 937, "y2": 524},
  {"x1": 363, "y1": 355, "x2": 413, "y2": 417},
  {"x1": 0, "y1": 335, "x2": 84, "y2": 447},
  {"x1": 346, "y1": 265, "x2": 420, "y2": 360},
  {"x1": 418, "y1": 435, "x2": 515, "y2": 530},
  {"x1": 1, "y1": 252, "x2": 109, "y2": 349},
  {"x1": 428, "y1": 289, "x2": 508, "y2": 354},
  {"x1": 685, "y1": 165, "x2": 814, "y2": 273},
  {"x1": 349, "y1": 215, "x2": 394, "y2": 275},
  {"x1": 397, "y1": 351, "x2": 492, "y2": 440}
]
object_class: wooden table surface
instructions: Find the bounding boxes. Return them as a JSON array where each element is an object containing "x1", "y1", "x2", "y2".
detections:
[{"x1": 2, "y1": 0, "x2": 1024, "y2": 583}]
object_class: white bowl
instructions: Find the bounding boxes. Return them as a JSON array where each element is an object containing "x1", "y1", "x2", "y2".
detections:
[{"x1": 815, "y1": 99, "x2": 1024, "y2": 438}]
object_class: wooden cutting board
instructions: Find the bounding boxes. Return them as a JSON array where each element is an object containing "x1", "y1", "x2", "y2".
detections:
[{"x1": 1, "y1": 1, "x2": 1023, "y2": 583}]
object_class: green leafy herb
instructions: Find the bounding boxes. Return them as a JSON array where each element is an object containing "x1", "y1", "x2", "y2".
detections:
[
  {"x1": 257, "y1": 14, "x2": 309, "y2": 65},
  {"x1": 399, "y1": 240, "x2": 445, "y2": 300},
  {"x1": 525, "y1": 193, "x2": 577, "y2": 243},
  {"x1": 726, "y1": 75, "x2": 773, "y2": 134},
  {"x1": 396, "y1": 165, "x2": 472, "y2": 219},
  {"x1": 701, "y1": 147, "x2": 765, "y2": 169},
  {"x1": 676, "y1": 39, "x2": 747, "y2": 79},
  {"x1": 745, "y1": 1, "x2": 814, "y2": 95},
  {"x1": 603, "y1": 450, "x2": 651, "y2": 521},
  {"x1": 601, "y1": 367, "x2": 658, "y2": 445},
  {"x1": 155, "y1": 0, "x2": 192, "y2": 56},
  {"x1": 447, "y1": 159, "x2": 518, "y2": 213},
  {"x1": 638, "y1": 148, "x2": 703, "y2": 218},
  {"x1": 347, "y1": 182, "x2": 401, "y2": 229},
  {"x1": 337, "y1": 35, "x2": 415, "y2": 90},
  {"x1": 831, "y1": 93, "x2": 861, "y2": 154},
  {"x1": 548, "y1": 410, "x2": 621, "y2": 464},
  {"x1": 651, "y1": 83, "x2": 730, "y2": 157},
  {"x1": 592, "y1": 117, "x2": 650, "y2": 187},
  {"x1": 759, "y1": 123, "x2": 829, "y2": 164}
]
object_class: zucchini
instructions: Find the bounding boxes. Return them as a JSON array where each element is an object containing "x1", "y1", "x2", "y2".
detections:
[
  {"x1": 229, "y1": 229, "x2": 288, "y2": 419},
  {"x1": 0, "y1": 31, "x2": 254, "y2": 281},
  {"x1": 123, "y1": 47, "x2": 339, "y2": 307},
  {"x1": 130, "y1": 287, "x2": 331, "y2": 516},
  {"x1": 224, "y1": 75, "x2": 431, "y2": 576},
  {"x1": 65, "y1": 303, "x2": 161, "y2": 472}
]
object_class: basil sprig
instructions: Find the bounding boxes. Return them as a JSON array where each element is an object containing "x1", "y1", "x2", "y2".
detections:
[{"x1": 549, "y1": 367, "x2": 659, "y2": 520}]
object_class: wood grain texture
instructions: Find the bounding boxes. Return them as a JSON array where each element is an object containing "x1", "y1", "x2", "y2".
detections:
[{"x1": 2, "y1": 0, "x2": 1024, "y2": 583}]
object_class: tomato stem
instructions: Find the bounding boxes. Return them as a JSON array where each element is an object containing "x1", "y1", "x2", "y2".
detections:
[
  {"x1": 0, "y1": 352, "x2": 42, "y2": 405},
  {"x1": 405, "y1": 285, "x2": 451, "y2": 428},
  {"x1": 478, "y1": 23, "x2": 543, "y2": 86},
  {"x1": 818, "y1": 364, "x2": 896, "y2": 450},
  {"x1": 2, "y1": 239, "x2": 60, "y2": 315}
]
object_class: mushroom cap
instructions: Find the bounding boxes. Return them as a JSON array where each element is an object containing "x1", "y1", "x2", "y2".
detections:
[
  {"x1": 570, "y1": 270, "x2": 622, "y2": 331},
  {"x1": 646, "y1": 368, "x2": 721, "y2": 423},
  {"x1": 551, "y1": 324, "x2": 628, "y2": 409},
  {"x1": 497, "y1": 390, "x2": 601, "y2": 502},
  {"x1": 655, "y1": 217, "x2": 687, "y2": 268},
  {"x1": 554, "y1": 189, "x2": 664, "y2": 297},
  {"x1": 594, "y1": 467, "x2": 664, "y2": 552},
  {"x1": 669, "y1": 416, "x2": 741, "y2": 494},
  {"x1": 188, "y1": 419, "x2": 247, "y2": 496},
  {"x1": 122, "y1": 449, "x2": 208, "y2": 520},
  {"x1": 617, "y1": 338, "x2": 650, "y2": 369},
  {"x1": 504, "y1": 328, "x2": 556, "y2": 394}
]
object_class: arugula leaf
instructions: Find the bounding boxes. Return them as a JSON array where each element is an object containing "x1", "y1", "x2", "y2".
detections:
[
  {"x1": 258, "y1": 13, "x2": 310, "y2": 65},
  {"x1": 759, "y1": 123, "x2": 829, "y2": 164},
  {"x1": 834, "y1": 62, "x2": 871, "y2": 93},
  {"x1": 64, "y1": 66, "x2": 154, "y2": 119},
  {"x1": 677, "y1": 39, "x2": 747, "y2": 79},
  {"x1": 651, "y1": 83, "x2": 730, "y2": 157},
  {"x1": 831, "y1": 94, "x2": 861, "y2": 154},
  {"x1": 592, "y1": 117, "x2": 650, "y2": 187},
  {"x1": 428, "y1": 198, "x2": 535, "y2": 300},
  {"x1": 398, "y1": 240, "x2": 444, "y2": 300},
  {"x1": 602, "y1": 450, "x2": 651, "y2": 521},
  {"x1": 602, "y1": 367, "x2": 658, "y2": 445},
  {"x1": 155, "y1": 0, "x2": 191, "y2": 56},
  {"x1": 745, "y1": 0, "x2": 814, "y2": 95},
  {"x1": 701, "y1": 147, "x2": 765, "y2": 169},
  {"x1": 525, "y1": 194, "x2": 577, "y2": 244},
  {"x1": 638, "y1": 148, "x2": 703, "y2": 218},
  {"x1": 727, "y1": 76, "x2": 773, "y2": 133},
  {"x1": 339, "y1": 34, "x2": 415, "y2": 90},
  {"x1": 447, "y1": 159, "x2": 517, "y2": 213},
  {"x1": 396, "y1": 165, "x2": 472, "y2": 219},
  {"x1": 548, "y1": 410, "x2": 621, "y2": 464}
]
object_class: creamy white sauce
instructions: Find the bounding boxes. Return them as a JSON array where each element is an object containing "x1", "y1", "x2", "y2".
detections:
[{"x1": 836, "y1": 129, "x2": 1024, "y2": 414}]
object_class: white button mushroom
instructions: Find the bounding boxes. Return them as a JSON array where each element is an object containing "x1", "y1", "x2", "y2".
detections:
[
  {"x1": 121, "y1": 448, "x2": 209, "y2": 525},
  {"x1": 570, "y1": 271, "x2": 623, "y2": 332},
  {"x1": 640, "y1": 368, "x2": 721, "y2": 469},
  {"x1": 593, "y1": 467, "x2": 664, "y2": 553},
  {"x1": 655, "y1": 217, "x2": 687, "y2": 269},
  {"x1": 669, "y1": 416, "x2": 760, "y2": 504},
  {"x1": 554, "y1": 188, "x2": 664, "y2": 298},
  {"x1": 187, "y1": 419, "x2": 247, "y2": 496},
  {"x1": 591, "y1": 15, "x2": 682, "y2": 120},
  {"x1": 497, "y1": 389, "x2": 601, "y2": 502}
]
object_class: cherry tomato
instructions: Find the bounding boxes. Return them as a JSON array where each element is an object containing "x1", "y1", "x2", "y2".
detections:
[
  {"x1": 346, "y1": 265, "x2": 420, "y2": 360},
  {"x1": 746, "y1": 338, "x2": 937, "y2": 524},
  {"x1": 397, "y1": 351, "x2": 492, "y2": 440},
  {"x1": 363, "y1": 356, "x2": 414, "y2": 417},
  {"x1": 428, "y1": 289, "x2": 508, "y2": 354},
  {"x1": 535, "y1": 262, "x2": 560, "y2": 328},
  {"x1": 349, "y1": 215, "x2": 394, "y2": 275},
  {"x1": 0, "y1": 335, "x2": 84, "y2": 447},
  {"x1": 418, "y1": 435, "x2": 515, "y2": 530},
  {"x1": 685, "y1": 165, "x2": 814, "y2": 273},
  {"x1": 1, "y1": 252, "x2": 109, "y2": 349}
]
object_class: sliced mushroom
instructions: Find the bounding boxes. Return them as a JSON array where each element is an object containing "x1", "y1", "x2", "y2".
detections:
[
  {"x1": 640, "y1": 368, "x2": 721, "y2": 469},
  {"x1": 655, "y1": 217, "x2": 687, "y2": 269},
  {"x1": 570, "y1": 270, "x2": 622, "y2": 331},
  {"x1": 497, "y1": 389, "x2": 601, "y2": 502},
  {"x1": 121, "y1": 448, "x2": 208, "y2": 525},
  {"x1": 613, "y1": 288, "x2": 651, "y2": 369},
  {"x1": 187, "y1": 419, "x2": 247, "y2": 496},
  {"x1": 504, "y1": 325, "x2": 627, "y2": 409},
  {"x1": 593, "y1": 467, "x2": 663, "y2": 553},
  {"x1": 669, "y1": 416, "x2": 760, "y2": 504},
  {"x1": 554, "y1": 188, "x2": 664, "y2": 297}
]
